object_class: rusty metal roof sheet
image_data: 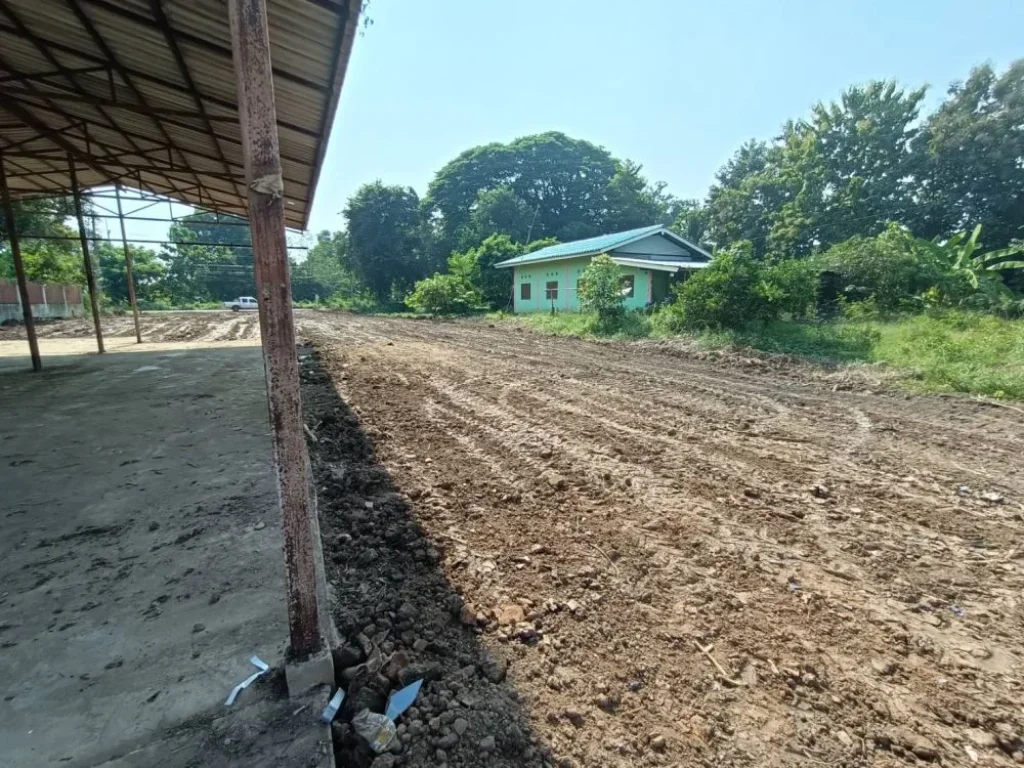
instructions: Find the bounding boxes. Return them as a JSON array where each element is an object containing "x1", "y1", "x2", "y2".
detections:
[{"x1": 0, "y1": 0, "x2": 361, "y2": 229}]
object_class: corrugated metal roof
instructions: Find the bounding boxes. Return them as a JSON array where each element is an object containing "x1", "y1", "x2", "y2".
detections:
[
  {"x1": 495, "y1": 225, "x2": 711, "y2": 268},
  {"x1": 0, "y1": 0, "x2": 361, "y2": 229}
]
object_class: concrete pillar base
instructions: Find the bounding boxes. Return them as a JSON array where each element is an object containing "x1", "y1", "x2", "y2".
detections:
[{"x1": 285, "y1": 646, "x2": 335, "y2": 697}]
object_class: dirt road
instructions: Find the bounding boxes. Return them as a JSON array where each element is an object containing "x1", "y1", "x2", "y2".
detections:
[
  {"x1": 7, "y1": 311, "x2": 1022, "y2": 766},
  {"x1": 298, "y1": 314, "x2": 1024, "y2": 768}
]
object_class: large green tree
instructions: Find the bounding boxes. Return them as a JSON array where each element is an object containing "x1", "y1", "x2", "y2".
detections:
[
  {"x1": 601, "y1": 160, "x2": 680, "y2": 233},
  {"x1": 424, "y1": 132, "x2": 653, "y2": 255},
  {"x1": 173, "y1": 211, "x2": 252, "y2": 262},
  {"x1": 705, "y1": 83, "x2": 927, "y2": 259},
  {"x1": 289, "y1": 230, "x2": 364, "y2": 301},
  {"x1": 704, "y1": 140, "x2": 783, "y2": 254},
  {"x1": 161, "y1": 213, "x2": 255, "y2": 301},
  {"x1": 0, "y1": 197, "x2": 82, "y2": 284},
  {"x1": 914, "y1": 61, "x2": 1024, "y2": 248},
  {"x1": 467, "y1": 186, "x2": 535, "y2": 245},
  {"x1": 159, "y1": 238, "x2": 241, "y2": 304},
  {"x1": 343, "y1": 181, "x2": 427, "y2": 301},
  {"x1": 96, "y1": 242, "x2": 166, "y2": 303},
  {"x1": 771, "y1": 81, "x2": 926, "y2": 255},
  {"x1": 671, "y1": 199, "x2": 710, "y2": 247}
]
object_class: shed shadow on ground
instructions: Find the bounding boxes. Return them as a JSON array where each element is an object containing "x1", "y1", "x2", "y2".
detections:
[{"x1": 298, "y1": 344, "x2": 553, "y2": 768}]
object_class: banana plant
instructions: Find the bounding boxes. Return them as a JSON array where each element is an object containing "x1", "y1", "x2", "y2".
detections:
[{"x1": 922, "y1": 225, "x2": 1024, "y2": 289}]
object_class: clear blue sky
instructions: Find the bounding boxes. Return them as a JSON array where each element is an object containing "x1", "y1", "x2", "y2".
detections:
[{"x1": 306, "y1": 0, "x2": 1022, "y2": 236}]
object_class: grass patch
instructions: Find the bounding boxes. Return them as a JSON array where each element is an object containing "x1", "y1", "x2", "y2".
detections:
[
  {"x1": 698, "y1": 312, "x2": 1024, "y2": 399},
  {"x1": 696, "y1": 322, "x2": 881, "y2": 361},
  {"x1": 869, "y1": 312, "x2": 1024, "y2": 399},
  {"x1": 489, "y1": 310, "x2": 652, "y2": 340}
]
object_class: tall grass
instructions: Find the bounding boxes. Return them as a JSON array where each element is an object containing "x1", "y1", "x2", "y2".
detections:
[
  {"x1": 870, "y1": 312, "x2": 1024, "y2": 399},
  {"x1": 699, "y1": 312, "x2": 1024, "y2": 399}
]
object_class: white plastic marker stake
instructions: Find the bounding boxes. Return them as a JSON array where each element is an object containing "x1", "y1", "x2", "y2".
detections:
[
  {"x1": 225, "y1": 656, "x2": 270, "y2": 706},
  {"x1": 321, "y1": 689, "x2": 345, "y2": 723}
]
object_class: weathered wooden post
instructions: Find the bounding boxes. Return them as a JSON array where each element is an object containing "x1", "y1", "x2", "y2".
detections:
[
  {"x1": 0, "y1": 153, "x2": 42, "y2": 371},
  {"x1": 228, "y1": 0, "x2": 331, "y2": 691},
  {"x1": 68, "y1": 155, "x2": 104, "y2": 354},
  {"x1": 114, "y1": 184, "x2": 143, "y2": 343}
]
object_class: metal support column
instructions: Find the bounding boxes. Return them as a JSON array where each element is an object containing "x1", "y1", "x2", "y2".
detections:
[
  {"x1": 114, "y1": 184, "x2": 142, "y2": 343},
  {"x1": 68, "y1": 155, "x2": 104, "y2": 354},
  {"x1": 229, "y1": 0, "x2": 321, "y2": 658},
  {"x1": 0, "y1": 153, "x2": 42, "y2": 372}
]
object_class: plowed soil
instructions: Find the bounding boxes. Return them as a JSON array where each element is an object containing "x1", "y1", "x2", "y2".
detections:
[
  {"x1": 0, "y1": 310, "x2": 260, "y2": 342},
  {"x1": 299, "y1": 314, "x2": 1024, "y2": 768}
]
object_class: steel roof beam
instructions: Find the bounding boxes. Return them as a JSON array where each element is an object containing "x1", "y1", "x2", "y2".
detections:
[
  {"x1": 65, "y1": 0, "x2": 209, "y2": 206},
  {"x1": 0, "y1": 2, "x2": 194, "y2": 203},
  {"x1": 0, "y1": 22, "x2": 319, "y2": 141},
  {"x1": 150, "y1": 0, "x2": 246, "y2": 204},
  {"x1": 81, "y1": 0, "x2": 326, "y2": 93}
]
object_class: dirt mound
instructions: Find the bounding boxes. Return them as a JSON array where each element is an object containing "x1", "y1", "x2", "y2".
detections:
[{"x1": 300, "y1": 345, "x2": 547, "y2": 767}]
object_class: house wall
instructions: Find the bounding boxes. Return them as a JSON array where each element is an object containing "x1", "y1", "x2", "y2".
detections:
[{"x1": 513, "y1": 257, "x2": 652, "y2": 313}]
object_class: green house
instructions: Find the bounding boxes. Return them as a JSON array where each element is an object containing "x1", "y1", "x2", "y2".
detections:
[{"x1": 494, "y1": 225, "x2": 711, "y2": 313}]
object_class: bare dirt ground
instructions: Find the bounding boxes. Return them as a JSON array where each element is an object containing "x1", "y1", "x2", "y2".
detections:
[
  {"x1": 6, "y1": 310, "x2": 1022, "y2": 767},
  {"x1": 0, "y1": 310, "x2": 261, "y2": 343},
  {"x1": 296, "y1": 313, "x2": 1024, "y2": 768}
]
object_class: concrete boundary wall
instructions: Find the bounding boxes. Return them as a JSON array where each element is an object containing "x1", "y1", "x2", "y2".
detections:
[{"x1": 0, "y1": 279, "x2": 84, "y2": 323}]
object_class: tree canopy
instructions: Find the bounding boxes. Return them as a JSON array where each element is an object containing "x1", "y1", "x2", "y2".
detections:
[
  {"x1": 423, "y1": 132, "x2": 678, "y2": 256},
  {"x1": 914, "y1": 61, "x2": 1024, "y2": 247},
  {"x1": 343, "y1": 181, "x2": 427, "y2": 301},
  {"x1": 699, "y1": 62, "x2": 1024, "y2": 259}
]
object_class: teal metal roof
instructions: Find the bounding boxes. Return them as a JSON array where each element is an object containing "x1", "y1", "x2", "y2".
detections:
[{"x1": 494, "y1": 224, "x2": 710, "y2": 268}]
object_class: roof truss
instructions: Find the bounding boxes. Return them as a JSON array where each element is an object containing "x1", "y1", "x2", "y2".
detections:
[{"x1": 0, "y1": 0, "x2": 361, "y2": 228}]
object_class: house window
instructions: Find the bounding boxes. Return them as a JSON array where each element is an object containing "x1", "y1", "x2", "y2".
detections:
[
  {"x1": 520, "y1": 282, "x2": 532, "y2": 301},
  {"x1": 545, "y1": 281, "x2": 558, "y2": 300},
  {"x1": 620, "y1": 275, "x2": 635, "y2": 298}
]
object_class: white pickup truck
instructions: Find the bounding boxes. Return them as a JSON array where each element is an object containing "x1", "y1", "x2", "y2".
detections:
[{"x1": 224, "y1": 296, "x2": 258, "y2": 311}]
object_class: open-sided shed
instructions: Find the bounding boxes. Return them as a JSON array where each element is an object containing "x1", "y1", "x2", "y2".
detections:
[
  {"x1": 0, "y1": 0, "x2": 362, "y2": 686},
  {"x1": 0, "y1": 0, "x2": 356, "y2": 226}
]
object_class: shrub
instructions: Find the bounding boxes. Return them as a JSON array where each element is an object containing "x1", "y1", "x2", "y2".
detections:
[
  {"x1": 447, "y1": 234, "x2": 522, "y2": 310},
  {"x1": 816, "y1": 224, "x2": 945, "y2": 312},
  {"x1": 762, "y1": 258, "x2": 817, "y2": 318},
  {"x1": 577, "y1": 254, "x2": 627, "y2": 331},
  {"x1": 502, "y1": 309, "x2": 652, "y2": 339},
  {"x1": 322, "y1": 290, "x2": 380, "y2": 313},
  {"x1": 839, "y1": 297, "x2": 880, "y2": 320},
  {"x1": 665, "y1": 243, "x2": 774, "y2": 330},
  {"x1": 405, "y1": 274, "x2": 481, "y2": 315}
]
